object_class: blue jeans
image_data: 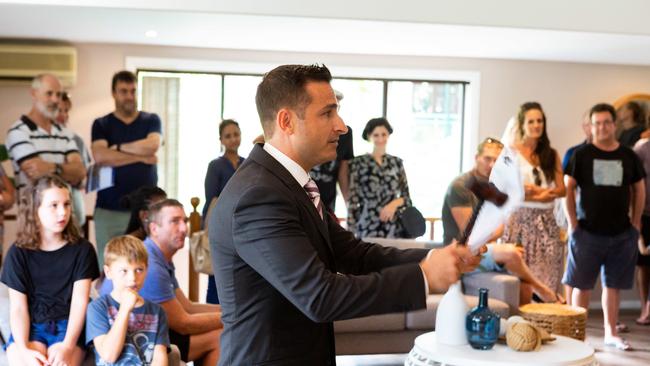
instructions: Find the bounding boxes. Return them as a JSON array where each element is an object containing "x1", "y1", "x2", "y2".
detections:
[
  {"x1": 5, "y1": 319, "x2": 83, "y2": 350},
  {"x1": 206, "y1": 275, "x2": 220, "y2": 304}
]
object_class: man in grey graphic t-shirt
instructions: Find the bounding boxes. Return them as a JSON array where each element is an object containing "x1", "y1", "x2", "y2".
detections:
[{"x1": 563, "y1": 103, "x2": 645, "y2": 350}]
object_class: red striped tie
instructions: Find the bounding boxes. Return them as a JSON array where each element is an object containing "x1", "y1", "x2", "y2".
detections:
[{"x1": 304, "y1": 179, "x2": 323, "y2": 219}]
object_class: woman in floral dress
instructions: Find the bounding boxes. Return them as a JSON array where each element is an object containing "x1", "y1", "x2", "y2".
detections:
[{"x1": 348, "y1": 118, "x2": 411, "y2": 238}]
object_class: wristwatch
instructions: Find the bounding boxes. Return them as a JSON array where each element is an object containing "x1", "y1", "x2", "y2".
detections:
[{"x1": 54, "y1": 163, "x2": 63, "y2": 176}]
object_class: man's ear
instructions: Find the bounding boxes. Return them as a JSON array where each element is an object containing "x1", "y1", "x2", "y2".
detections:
[
  {"x1": 276, "y1": 108, "x2": 294, "y2": 134},
  {"x1": 148, "y1": 221, "x2": 156, "y2": 237},
  {"x1": 139, "y1": 210, "x2": 148, "y2": 225}
]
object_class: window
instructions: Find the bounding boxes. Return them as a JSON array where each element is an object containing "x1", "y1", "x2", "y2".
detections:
[
  {"x1": 222, "y1": 75, "x2": 263, "y2": 159},
  {"x1": 386, "y1": 81, "x2": 465, "y2": 220},
  {"x1": 139, "y1": 72, "x2": 222, "y2": 206},
  {"x1": 138, "y1": 70, "x2": 467, "y2": 240}
]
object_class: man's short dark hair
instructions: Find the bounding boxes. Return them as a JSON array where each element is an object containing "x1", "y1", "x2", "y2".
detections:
[
  {"x1": 362, "y1": 117, "x2": 393, "y2": 141},
  {"x1": 112, "y1": 70, "x2": 137, "y2": 92},
  {"x1": 145, "y1": 198, "x2": 184, "y2": 234},
  {"x1": 590, "y1": 103, "x2": 617, "y2": 121},
  {"x1": 255, "y1": 64, "x2": 332, "y2": 136}
]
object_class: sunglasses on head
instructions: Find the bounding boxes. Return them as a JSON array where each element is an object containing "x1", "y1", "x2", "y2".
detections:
[
  {"x1": 482, "y1": 137, "x2": 504, "y2": 147},
  {"x1": 532, "y1": 167, "x2": 542, "y2": 186}
]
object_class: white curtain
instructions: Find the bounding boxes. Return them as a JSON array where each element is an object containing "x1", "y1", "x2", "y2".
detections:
[{"x1": 141, "y1": 76, "x2": 180, "y2": 198}]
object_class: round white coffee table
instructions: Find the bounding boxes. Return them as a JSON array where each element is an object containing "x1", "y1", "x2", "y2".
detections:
[{"x1": 405, "y1": 332, "x2": 597, "y2": 366}]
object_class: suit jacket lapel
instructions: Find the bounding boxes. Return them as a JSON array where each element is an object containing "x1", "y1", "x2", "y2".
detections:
[{"x1": 249, "y1": 145, "x2": 335, "y2": 256}]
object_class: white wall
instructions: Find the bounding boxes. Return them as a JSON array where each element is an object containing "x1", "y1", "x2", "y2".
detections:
[{"x1": 1, "y1": 42, "x2": 648, "y2": 306}]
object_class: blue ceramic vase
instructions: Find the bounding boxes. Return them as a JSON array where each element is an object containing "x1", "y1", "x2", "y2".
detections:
[{"x1": 466, "y1": 288, "x2": 500, "y2": 350}]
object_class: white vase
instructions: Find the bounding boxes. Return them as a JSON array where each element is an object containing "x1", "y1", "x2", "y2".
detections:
[{"x1": 435, "y1": 280, "x2": 469, "y2": 346}]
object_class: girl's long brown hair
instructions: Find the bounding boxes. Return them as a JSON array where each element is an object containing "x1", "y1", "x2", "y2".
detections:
[{"x1": 16, "y1": 175, "x2": 81, "y2": 249}]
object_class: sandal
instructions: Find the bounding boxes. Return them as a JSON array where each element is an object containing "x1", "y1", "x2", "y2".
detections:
[
  {"x1": 635, "y1": 317, "x2": 650, "y2": 326},
  {"x1": 615, "y1": 322, "x2": 629, "y2": 333},
  {"x1": 604, "y1": 336, "x2": 631, "y2": 351}
]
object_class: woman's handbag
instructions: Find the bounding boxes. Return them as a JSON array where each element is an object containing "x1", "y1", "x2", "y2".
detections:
[
  {"x1": 189, "y1": 197, "x2": 218, "y2": 275},
  {"x1": 398, "y1": 206, "x2": 426, "y2": 238}
]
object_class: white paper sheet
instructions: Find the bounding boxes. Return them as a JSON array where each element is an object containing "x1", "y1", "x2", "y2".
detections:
[
  {"x1": 467, "y1": 146, "x2": 524, "y2": 253},
  {"x1": 86, "y1": 165, "x2": 114, "y2": 192}
]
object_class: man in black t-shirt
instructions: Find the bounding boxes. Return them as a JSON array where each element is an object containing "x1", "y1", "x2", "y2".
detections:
[
  {"x1": 310, "y1": 90, "x2": 354, "y2": 212},
  {"x1": 91, "y1": 70, "x2": 162, "y2": 267},
  {"x1": 563, "y1": 103, "x2": 646, "y2": 350}
]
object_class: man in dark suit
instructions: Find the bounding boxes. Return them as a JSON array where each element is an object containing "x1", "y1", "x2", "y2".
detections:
[{"x1": 210, "y1": 64, "x2": 482, "y2": 365}]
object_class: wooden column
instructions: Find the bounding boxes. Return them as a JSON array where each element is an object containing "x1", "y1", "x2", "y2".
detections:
[{"x1": 188, "y1": 197, "x2": 201, "y2": 302}]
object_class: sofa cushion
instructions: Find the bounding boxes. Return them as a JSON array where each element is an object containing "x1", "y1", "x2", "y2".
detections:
[
  {"x1": 405, "y1": 294, "x2": 509, "y2": 330},
  {"x1": 463, "y1": 272, "x2": 520, "y2": 315},
  {"x1": 334, "y1": 313, "x2": 405, "y2": 333}
]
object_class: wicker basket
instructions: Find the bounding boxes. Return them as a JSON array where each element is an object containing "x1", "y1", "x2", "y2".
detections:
[{"x1": 519, "y1": 303, "x2": 587, "y2": 341}]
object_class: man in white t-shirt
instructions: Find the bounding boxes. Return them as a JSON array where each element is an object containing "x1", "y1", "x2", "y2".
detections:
[{"x1": 6, "y1": 74, "x2": 86, "y2": 196}]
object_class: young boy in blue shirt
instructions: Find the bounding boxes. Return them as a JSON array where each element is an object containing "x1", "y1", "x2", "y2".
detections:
[{"x1": 86, "y1": 235, "x2": 169, "y2": 365}]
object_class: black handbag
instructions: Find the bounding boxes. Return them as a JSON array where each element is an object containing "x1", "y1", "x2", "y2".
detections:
[{"x1": 397, "y1": 206, "x2": 426, "y2": 238}]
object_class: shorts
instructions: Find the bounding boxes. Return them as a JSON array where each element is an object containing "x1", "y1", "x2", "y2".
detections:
[
  {"x1": 4, "y1": 319, "x2": 85, "y2": 351},
  {"x1": 467, "y1": 244, "x2": 507, "y2": 276},
  {"x1": 169, "y1": 328, "x2": 190, "y2": 362},
  {"x1": 562, "y1": 226, "x2": 638, "y2": 290},
  {"x1": 638, "y1": 214, "x2": 650, "y2": 266}
]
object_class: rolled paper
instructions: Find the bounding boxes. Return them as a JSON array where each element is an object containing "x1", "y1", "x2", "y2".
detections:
[
  {"x1": 468, "y1": 147, "x2": 524, "y2": 253},
  {"x1": 499, "y1": 318, "x2": 508, "y2": 337}
]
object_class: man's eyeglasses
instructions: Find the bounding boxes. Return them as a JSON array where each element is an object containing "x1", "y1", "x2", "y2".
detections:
[
  {"x1": 532, "y1": 167, "x2": 542, "y2": 186},
  {"x1": 591, "y1": 120, "x2": 615, "y2": 127}
]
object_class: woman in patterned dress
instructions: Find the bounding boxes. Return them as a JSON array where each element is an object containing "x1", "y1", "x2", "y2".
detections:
[
  {"x1": 348, "y1": 118, "x2": 411, "y2": 238},
  {"x1": 503, "y1": 102, "x2": 566, "y2": 295}
]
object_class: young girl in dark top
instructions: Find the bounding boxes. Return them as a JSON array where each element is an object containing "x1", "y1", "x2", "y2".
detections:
[{"x1": 1, "y1": 175, "x2": 99, "y2": 366}]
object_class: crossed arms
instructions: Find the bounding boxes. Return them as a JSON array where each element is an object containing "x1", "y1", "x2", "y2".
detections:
[{"x1": 91, "y1": 132, "x2": 160, "y2": 167}]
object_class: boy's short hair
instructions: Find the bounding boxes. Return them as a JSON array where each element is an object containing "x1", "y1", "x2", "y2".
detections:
[{"x1": 104, "y1": 235, "x2": 148, "y2": 267}]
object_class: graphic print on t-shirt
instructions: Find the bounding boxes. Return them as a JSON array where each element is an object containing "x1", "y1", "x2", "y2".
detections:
[
  {"x1": 102, "y1": 306, "x2": 160, "y2": 365},
  {"x1": 593, "y1": 159, "x2": 623, "y2": 186}
]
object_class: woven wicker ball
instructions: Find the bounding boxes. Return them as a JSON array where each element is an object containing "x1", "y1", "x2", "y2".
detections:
[{"x1": 506, "y1": 322, "x2": 541, "y2": 352}]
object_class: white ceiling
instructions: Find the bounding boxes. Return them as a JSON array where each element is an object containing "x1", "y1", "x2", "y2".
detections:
[{"x1": 2, "y1": 0, "x2": 650, "y2": 65}]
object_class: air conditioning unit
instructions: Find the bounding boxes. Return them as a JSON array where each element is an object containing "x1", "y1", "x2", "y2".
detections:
[{"x1": 0, "y1": 43, "x2": 77, "y2": 86}]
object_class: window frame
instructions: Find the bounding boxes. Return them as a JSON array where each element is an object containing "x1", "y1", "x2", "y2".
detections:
[{"x1": 129, "y1": 57, "x2": 482, "y2": 215}]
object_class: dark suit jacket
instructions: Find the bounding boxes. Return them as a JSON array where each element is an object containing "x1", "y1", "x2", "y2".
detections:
[{"x1": 209, "y1": 144, "x2": 429, "y2": 366}]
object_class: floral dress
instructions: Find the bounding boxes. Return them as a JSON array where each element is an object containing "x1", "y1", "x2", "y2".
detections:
[
  {"x1": 347, "y1": 154, "x2": 411, "y2": 238},
  {"x1": 502, "y1": 157, "x2": 564, "y2": 291}
]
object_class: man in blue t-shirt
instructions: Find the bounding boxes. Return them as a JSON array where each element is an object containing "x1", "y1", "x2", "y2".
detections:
[
  {"x1": 91, "y1": 70, "x2": 162, "y2": 266},
  {"x1": 101, "y1": 199, "x2": 222, "y2": 365},
  {"x1": 87, "y1": 236, "x2": 169, "y2": 365}
]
